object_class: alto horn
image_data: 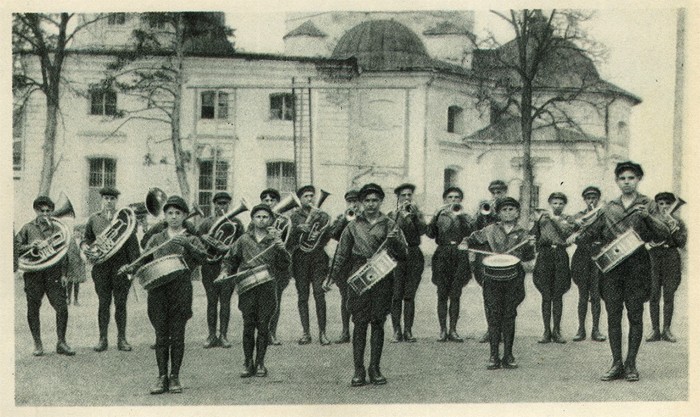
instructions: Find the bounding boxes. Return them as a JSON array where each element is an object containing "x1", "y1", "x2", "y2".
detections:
[
  {"x1": 146, "y1": 187, "x2": 168, "y2": 217},
  {"x1": 314, "y1": 189, "x2": 332, "y2": 209},
  {"x1": 272, "y1": 193, "x2": 301, "y2": 214},
  {"x1": 52, "y1": 192, "x2": 76, "y2": 219}
]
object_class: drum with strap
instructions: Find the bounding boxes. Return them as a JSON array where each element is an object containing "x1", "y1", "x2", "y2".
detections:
[
  {"x1": 592, "y1": 229, "x2": 644, "y2": 273},
  {"x1": 231, "y1": 265, "x2": 274, "y2": 295},
  {"x1": 135, "y1": 254, "x2": 188, "y2": 291},
  {"x1": 482, "y1": 254, "x2": 521, "y2": 281},
  {"x1": 347, "y1": 249, "x2": 398, "y2": 296}
]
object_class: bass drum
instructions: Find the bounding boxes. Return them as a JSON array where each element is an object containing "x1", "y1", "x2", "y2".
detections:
[{"x1": 135, "y1": 254, "x2": 188, "y2": 291}]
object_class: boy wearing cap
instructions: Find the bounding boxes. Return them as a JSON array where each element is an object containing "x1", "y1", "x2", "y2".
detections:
[
  {"x1": 220, "y1": 204, "x2": 291, "y2": 378},
  {"x1": 197, "y1": 192, "x2": 243, "y2": 349},
  {"x1": 532, "y1": 192, "x2": 576, "y2": 344},
  {"x1": 15, "y1": 196, "x2": 75, "y2": 357},
  {"x1": 569, "y1": 161, "x2": 670, "y2": 382},
  {"x1": 119, "y1": 196, "x2": 208, "y2": 394},
  {"x1": 475, "y1": 180, "x2": 508, "y2": 344},
  {"x1": 259, "y1": 188, "x2": 291, "y2": 346},
  {"x1": 328, "y1": 189, "x2": 360, "y2": 344},
  {"x1": 387, "y1": 183, "x2": 427, "y2": 343},
  {"x1": 426, "y1": 186, "x2": 474, "y2": 342},
  {"x1": 82, "y1": 187, "x2": 140, "y2": 352},
  {"x1": 571, "y1": 186, "x2": 606, "y2": 342},
  {"x1": 646, "y1": 192, "x2": 687, "y2": 343},
  {"x1": 288, "y1": 185, "x2": 332, "y2": 345},
  {"x1": 464, "y1": 197, "x2": 536, "y2": 370},
  {"x1": 328, "y1": 183, "x2": 407, "y2": 386}
]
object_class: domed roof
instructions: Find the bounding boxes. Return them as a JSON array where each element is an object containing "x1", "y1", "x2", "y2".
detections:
[{"x1": 331, "y1": 20, "x2": 434, "y2": 71}]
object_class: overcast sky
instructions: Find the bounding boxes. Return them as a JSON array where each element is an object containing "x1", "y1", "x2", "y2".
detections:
[{"x1": 226, "y1": 8, "x2": 680, "y2": 195}]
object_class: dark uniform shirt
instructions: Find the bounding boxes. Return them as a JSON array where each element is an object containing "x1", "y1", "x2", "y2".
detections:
[
  {"x1": 426, "y1": 210, "x2": 474, "y2": 246},
  {"x1": 329, "y1": 213, "x2": 407, "y2": 281},
  {"x1": 386, "y1": 208, "x2": 427, "y2": 247},
  {"x1": 578, "y1": 194, "x2": 670, "y2": 246},
  {"x1": 531, "y1": 213, "x2": 576, "y2": 247},
  {"x1": 222, "y1": 230, "x2": 291, "y2": 280}
]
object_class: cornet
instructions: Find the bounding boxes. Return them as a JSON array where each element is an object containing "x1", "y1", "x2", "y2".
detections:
[
  {"x1": 345, "y1": 207, "x2": 357, "y2": 221},
  {"x1": 479, "y1": 200, "x2": 493, "y2": 216}
]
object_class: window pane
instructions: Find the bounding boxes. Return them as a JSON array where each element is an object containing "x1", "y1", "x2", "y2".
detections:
[
  {"x1": 201, "y1": 91, "x2": 215, "y2": 119},
  {"x1": 13, "y1": 140, "x2": 22, "y2": 170},
  {"x1": 199, "y1": 161, "x2": 213, "y2": 189},
  {"x1": 104, "y1": 159, "x2": 117, "y2": 186},
  {"x1": 217, "y1": 92, "x2": 228, "y2": 119},
  {"x1": 283, "y1": 94, "x2": 295, "y2": 120},
  {"x1": 89, "y1": 159, "x2": 103, "y2": 187},
  {"x1": 90, "y1": 92, "x2": 103, "y2": 115},
  {"x1": 105, "y1": 91, "x2": 117, "y2": 116},
  {"x1": 270, "y1": 94, "x2": 282, "y2": 119}
]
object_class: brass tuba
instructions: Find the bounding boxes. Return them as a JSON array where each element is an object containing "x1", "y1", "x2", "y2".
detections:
[
  {"x1": 299, "y1": 189, "x2": 331, "y2": 252},
  {"x1": 83, "y1": 207, "x2": 137, "y2": 264},
  {"x1": 271, "y1": 193, "x2": 301, "y2": 244},
  {"x1": 205, "y1": 198, "x2": 251, "y2": 262},
  {"x1": 18, "y1": 193, "x2": 75, "y2": 272}
]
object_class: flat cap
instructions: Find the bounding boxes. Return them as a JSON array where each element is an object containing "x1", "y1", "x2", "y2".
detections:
[
  {"x1": 250, "y1": 203, "x2": 274, "y2": 217},
  {"x1": 581, "y1": 186, "x2": 601, "y2": 198},
  {"x1": 548, "y1": 192, "x2": 568, "y2": 204},
  {"x1": 495, "y1": 196, "x2": 520, "y2": 212},
  {"x1": 394, "y1": 183, "x2": 416, "y2": 195},
  {"x1": 443, "y1": 186, "x2": 463, "y2": 199},
  {"x1": 654, "y1": 192, "x2": 676, "y2": 204},
  {"x1": 260, "y1": 188, "x2": 281, "y2": 202},
  {"x1": 344, "y1": 190, "x2": 360, "y2": 201},
  {"x1": 359, "y1": 183, "x2": 385, "y2": 200},
  {"x1": 212, "y1": 191, "x2": 232, "y2": 203},
  {"x1": 296, "y1": 185, "x2": 316, "y2": 198},
  {"x1": 99, "y1": 186, "x2": 120, "y2": 197},
  {"x1": 488, "y1": 180, "x2": 508, "y2": 192},
  {"x1": 614, "y1": 161, "x2": 644, "y2": 178},
  {"x1": 162, "y1": 196, "x2": 189, "y2": 214}
]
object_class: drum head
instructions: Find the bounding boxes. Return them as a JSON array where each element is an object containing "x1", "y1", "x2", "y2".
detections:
[{"x1": 483, "y1": 254, "x2": 520, "y2": 268}]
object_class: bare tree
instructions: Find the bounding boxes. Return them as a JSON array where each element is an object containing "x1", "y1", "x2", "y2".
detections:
[
  {"x1": 102, "y1": 12, "x2": 234, "y2": 201},
  {"x1": 473, "y1": 9, "x2": 611, "y2": 222},
  {"x1": 13, "y1": 13, "x2": 107, "y2": 196}
]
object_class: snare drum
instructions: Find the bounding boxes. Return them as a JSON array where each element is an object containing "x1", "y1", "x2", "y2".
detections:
[
  {"x1": 135, "y1": 254, "x2": 188, "y2": 291},
  {"x1": 592, "y1": 229, "x2": 644, "y2": 273},
  {"x1": 482, "y1": 254, "x2": 521, "y2": 281},
  {"x1": 233, "y1": 265, "x2": 274, "y2": 295},
  {"x1": 347, "y1": 249, "x2": 398, "y2": 296}
]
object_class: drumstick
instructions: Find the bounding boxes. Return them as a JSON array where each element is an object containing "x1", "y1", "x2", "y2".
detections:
[
  {"x1": 505, "y1": 238, "x2": 533, "y2": 255},
  {"x1": 467, "y1": 248, "x2": 500, "y2": 256}
]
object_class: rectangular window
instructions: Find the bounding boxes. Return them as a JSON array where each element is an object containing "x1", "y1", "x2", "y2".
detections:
[
  {"x1": 270, "y1": 93, "x2": 295, "y2": 121},
  {"x1": 198, "y1": 159, "x2": 229, "y2": 216},
  {"x1": 447, "y1": 106, "x2": 464, "y2": 134},
  {"x1": 107, "y1": 13, "x2": 126, "y2": 25},
  {"x1": 200, "y1": 90, "x2": 229, "y2": 120},
  {"x1": 13, "y1": 107, "x2": 24, "y2": 172},
  {"x1": 266, "y1": 161, "x2": 296, "y2": 194},
  {"x1": 88, "y1": 158, "x2": 117, "y2": 214},
  {"x1": 444, "y1": 168, "x2": 458, "y2": 190},
  {"x1": 90, "y1": 90, "x2": 117, "y2": 116}
]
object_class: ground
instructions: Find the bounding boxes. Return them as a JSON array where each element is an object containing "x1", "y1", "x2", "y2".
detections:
[{"x1": 13, "y1": 264, "x2": 687, "y2": 407}]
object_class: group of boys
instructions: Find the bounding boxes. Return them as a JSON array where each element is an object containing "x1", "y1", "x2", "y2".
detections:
[{"x1": 15, "y1": 160, "x2": 685, "y2": 387}]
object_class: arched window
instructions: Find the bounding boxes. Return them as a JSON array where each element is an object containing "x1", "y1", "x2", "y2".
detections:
[{"x1": 447, "y1": 105, "x2": 464, "y2": 134}]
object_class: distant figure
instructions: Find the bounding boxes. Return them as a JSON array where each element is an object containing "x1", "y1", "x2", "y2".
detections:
[{"x1": 65, "y1": 227, "x2": 88, "y2": 306}]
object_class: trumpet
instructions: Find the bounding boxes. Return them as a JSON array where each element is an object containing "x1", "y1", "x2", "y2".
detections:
[
  {"x1": 345, "y1": 207, "x2": 357, "y2": 221},
  {"x1": 439, "y1": 203, "x2": 463, "y2": 216},
  {"x1": 479, "y1": 200, "x2": 493, "y2": 216}
]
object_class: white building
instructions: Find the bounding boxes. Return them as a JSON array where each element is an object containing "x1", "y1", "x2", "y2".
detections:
[{"x1": 13, "y1": 12, "x2": 640, "y2": 227}]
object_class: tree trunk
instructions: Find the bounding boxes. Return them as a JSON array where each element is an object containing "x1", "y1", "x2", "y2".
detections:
[
  {"x1": 520, "y1": 81, "x2": 534, "y2": 227},
  {"x1": 37, "y1": 89, "x2": 60, "y2": 196},
  {"x1": 170, "y1": 14, "x2": 191, "y2": 202}
]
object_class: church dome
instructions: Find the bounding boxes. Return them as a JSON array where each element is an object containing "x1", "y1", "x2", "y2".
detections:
[{"x1": 331, "y1": 20, "x2": 433, "y2": 71}]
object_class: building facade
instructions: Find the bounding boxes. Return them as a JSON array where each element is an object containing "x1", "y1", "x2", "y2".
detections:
[{"x1": 13, "y1": 12, "x2": 640, "y2": 227}]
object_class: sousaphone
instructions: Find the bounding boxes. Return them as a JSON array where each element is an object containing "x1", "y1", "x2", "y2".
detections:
[{"x1": 18, "y1": 193, "x2": 75, "y2": 272}]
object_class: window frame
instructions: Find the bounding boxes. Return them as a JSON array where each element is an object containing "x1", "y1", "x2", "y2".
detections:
[
  {"x1": 200, "y1": 90, "x2": 229, "y2": 120},
  {"x1": 269, "y1": 93, "x2": 295, "y2": 121},
  {"x1": 198, "y1": 159, "x2": 230, "y2": 216},
  {"x1": 87, "y1": 157, "x2": 117, "y2": 214},
  {"x1": 447, "y1": 105, "x2": 464, "y2": 134},
  {"x1": 90, "y1": 89, "x2": 118, "y2": 116},
  {"x1": 266, "y1": 161, "x2": 296, "y2": 194}
]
